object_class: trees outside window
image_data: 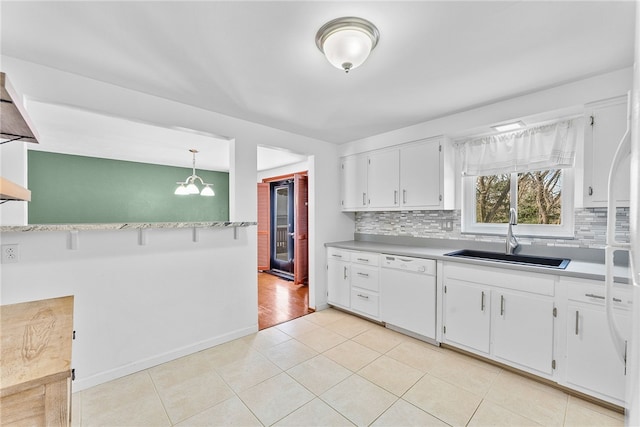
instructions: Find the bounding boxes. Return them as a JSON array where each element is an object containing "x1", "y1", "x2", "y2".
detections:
[{"x1": 464, "y1": 168, "x2": 572, "y2": 237}]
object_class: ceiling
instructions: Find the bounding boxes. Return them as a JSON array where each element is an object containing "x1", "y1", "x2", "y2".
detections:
[{"x1": 1, "y1": 1, "x2": 635, "y2": 146}]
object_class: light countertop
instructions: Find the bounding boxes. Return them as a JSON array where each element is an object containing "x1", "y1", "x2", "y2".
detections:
[{"x1": 326, "y1": 239, "x2": 630, "y2": 284}]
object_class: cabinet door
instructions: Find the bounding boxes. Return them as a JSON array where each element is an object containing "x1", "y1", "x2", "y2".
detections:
[
  {"x1": 327, "y1": 259, "x2": 350, "y2": 308},
  {"x1": 443, "y1": 279, "x2": 490, "y2": 354},
  {"x1": 566, "y1": 303, "x2": 628, "y2": 401},
  {"x1": 400, "y1": 140, "x2": 441, "y2": 208},
  {"x1": 368, "y1": 150, "x2": 400, "y2": 209},
  {"x1": 341, "y1": 155, "x2": 368, "y2": 210},
  {"x1": 584, "y1": 96, "x2": 630, "y2": 207},
  {"x1": 492, "y1": 291, "x2": 554, "y2": 375}
]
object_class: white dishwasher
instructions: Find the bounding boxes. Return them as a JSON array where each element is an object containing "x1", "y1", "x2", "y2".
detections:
[{"x1": 380, "y1": 254, "x2": 437, "y2": 342}]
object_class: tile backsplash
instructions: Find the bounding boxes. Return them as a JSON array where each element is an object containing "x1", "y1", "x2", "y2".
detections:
[{"x1": 355, "y1": 208, "x2": 629, "y2": 249}]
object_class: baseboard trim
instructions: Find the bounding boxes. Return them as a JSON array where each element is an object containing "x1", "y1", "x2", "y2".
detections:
[{"x1": 72, "y1": 325, "x2": 258, "y2": 392}]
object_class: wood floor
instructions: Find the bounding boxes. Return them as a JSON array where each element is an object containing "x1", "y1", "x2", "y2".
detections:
[{"x1": 258, "y1": 272, "x2": 310, "y2": 330}]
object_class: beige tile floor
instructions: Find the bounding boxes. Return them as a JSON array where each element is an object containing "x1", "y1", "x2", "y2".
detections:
[{"x1": 72, "y1": 309, "x2": 624, "y2": 427}]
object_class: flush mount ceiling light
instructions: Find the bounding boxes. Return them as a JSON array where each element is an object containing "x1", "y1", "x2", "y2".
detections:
[
  {"x1": 491, "y1": 121, "x2": 526, "y2": 132},
  {"x1": 315, "y1": 17, "x2": 380, "y2": 73},
  {"x1": 174, "y1": 149, "x2": 215, "y2": 196}
]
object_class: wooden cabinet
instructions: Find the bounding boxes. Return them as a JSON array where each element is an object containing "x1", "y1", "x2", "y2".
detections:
[
  {"x1": 1, "y1": 296, "x2": 74, "y2": 427},
  {"x1": 341, "y1": 155, "x2": 368, "y2": 210},
  {"x1": 340, "y1": 136, "x2": 453, "y2": 211},
  {"x1": 443, "y1": 279, "x2": 491, "y2": 354},
  {"x1": 492, "y1": 290, "x2": 554, "y2": 375},
  {"x1": 327, "y1": 248, "x2": 351, "y2": 309},
  {"x1": 583, "y1": 95, "x2": 630, "y2": 207},
  {"x1": 442, "y1": 262, "x2": 556, "y2": 377},
  {"x1": 561, "y1": 277, "x2": 631, "y2": 405}
]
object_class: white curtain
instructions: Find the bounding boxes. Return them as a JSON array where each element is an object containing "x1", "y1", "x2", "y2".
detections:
[{"x1": 460, "y1": 119, "x2": 578, "y2": 176}]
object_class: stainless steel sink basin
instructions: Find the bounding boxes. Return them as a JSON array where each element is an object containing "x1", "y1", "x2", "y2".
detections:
[{"x1": 444, "y1": 249, "x2": 570, "y2": 269}]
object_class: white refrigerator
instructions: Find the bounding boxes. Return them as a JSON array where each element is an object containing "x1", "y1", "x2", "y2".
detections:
[
  {"x1": 626, "y1": 4, "x2": 640, "y2": 420},
  {"x1": 609, "y1": 3, "x2": 640, "y2": 424}
]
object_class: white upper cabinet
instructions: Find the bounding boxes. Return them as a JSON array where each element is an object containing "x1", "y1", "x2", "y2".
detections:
[
  {"x1": 341, "y1": 154, "x2": 368, "y2": 210},
  {"x1": 341, "y1": 136, "x2": 453, "y2": 211},
  {"x1": 583, "y1": 95, "x2": 630, "y2": 207},
  {"x1": 368, "y1": 150, "x2": 400, "y2": 209},
  {"x1": 400, "y1": 140, "x2": 442, "y2": 208}
]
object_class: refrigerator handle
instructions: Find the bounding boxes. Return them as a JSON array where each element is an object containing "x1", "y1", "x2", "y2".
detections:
[{"x1": 605, "y1": 91, "x2": 632, "y2": 364}]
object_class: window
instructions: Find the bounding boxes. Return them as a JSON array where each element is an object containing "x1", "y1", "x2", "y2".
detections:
[
  {"x1": 463, "y1": 168, "x2": 574, "y2": 237},
  {"x1": 459, "y1": 118, "x2": 579, "y2": 238}
]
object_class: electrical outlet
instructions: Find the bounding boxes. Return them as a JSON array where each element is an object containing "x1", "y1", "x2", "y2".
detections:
[{"x1": 1, "y1": 244, "x2": 20, "y2": 263}]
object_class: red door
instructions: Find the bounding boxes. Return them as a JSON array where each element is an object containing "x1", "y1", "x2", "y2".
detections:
[
  {"x1": 294, "y1": 173, "x2": 308, "y2": 285},
  {"x1": 257, "y1": 182, "x2": 270, "y2": 271}
]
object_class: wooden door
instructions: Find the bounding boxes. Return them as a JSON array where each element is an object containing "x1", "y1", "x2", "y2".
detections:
[
  {"x1": 294, "y1": 173, "x2": 308, "y2": 285},
  {"x1": 257, "y1": 182, "x2": 270, "y2": 271}
]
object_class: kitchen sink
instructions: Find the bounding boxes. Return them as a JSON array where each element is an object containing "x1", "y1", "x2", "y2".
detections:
[{"x1": 444, "y1": 249, "x2": 570, "y2": 269}]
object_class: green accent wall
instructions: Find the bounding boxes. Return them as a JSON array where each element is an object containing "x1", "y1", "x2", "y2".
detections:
[{"x1": 28, "y1": 151, "x2": 229, "y2": 224}]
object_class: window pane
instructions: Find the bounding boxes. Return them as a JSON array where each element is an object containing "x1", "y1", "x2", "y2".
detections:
[
  {"x1": 475, "y1": 174, "x2": 511, "y2": 223},
  {"x1": 517, "y1": 169, "x2": 562, "y2": 224}
]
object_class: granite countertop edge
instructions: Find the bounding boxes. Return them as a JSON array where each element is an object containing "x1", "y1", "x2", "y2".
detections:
[
  {"x1": 325, "y1": 240, "x2": 631, "y2": 284},
  {"x1": 0, "y1": 221, "x2": 257, "y2": 232}
]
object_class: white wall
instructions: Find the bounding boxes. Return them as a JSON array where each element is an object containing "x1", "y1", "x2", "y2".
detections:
[
  {"x1": 0, "y1": 57, "x2": 353, "y2": 389},
  {"x1": 340, "y1": 67, "x2": 633, "y2": 156},
  {"x1": 257, "y1": 160, "x2": 309, "y2": 182},
  {"x1": 1, "y1": 227, "x2": 257, "y2": 390}
]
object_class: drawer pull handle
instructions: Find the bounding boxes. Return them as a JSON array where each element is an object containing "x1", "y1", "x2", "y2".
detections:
[
  {"x1": 332, "y1": 254, "x2": 342, "y2": 259},
  {"x1": 500, "y1": 295, "x2": 505, "y2": 316},
  {"x1": 356, "y1": 258, "x2": 369, "y2": 262},
  {"x1": 399, "y1": 258, "x2": 413, "y2": 262},
  {"x1": 585, "y1": 293, "x2": 605, "y2": 299},
  {"x1": 357, "y1": 272, "x2": 369, "y2": 278},
  {"x1": 575, "y1": 310, "x2": 580, "y2": 335},
  {"x1": 481, "y1": 291, "x2": 485, "y2": 312},
  {"x1": 613, "y1": 297, "x2": 622, "y2": 303},
  {"x1": 357, "y1": 294, "x2": 369, "y2": 299}
]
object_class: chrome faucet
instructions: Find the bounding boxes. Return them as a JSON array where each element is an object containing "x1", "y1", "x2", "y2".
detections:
[{"x1": 506, "y1": 207, "x2": 519, "y2": 255}]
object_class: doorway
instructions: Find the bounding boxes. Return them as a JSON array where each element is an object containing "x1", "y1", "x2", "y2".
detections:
[
  {"x1": 257, "y1": 171, "x2": 309, "y2": 329},
  {"x1": 270, "y1": 179, "x2": 294, "y2": 279}
]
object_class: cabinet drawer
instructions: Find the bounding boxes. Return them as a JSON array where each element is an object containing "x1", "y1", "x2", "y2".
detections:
[
  {"x1": 351, "y1": 289, "x2": 379, "y2": 318},
  {"x1": 351, "y1": 265, "x2": 379, "y2": 291},
  {"x1": 564, "y1": 277, "x2": 632, "y2": 309},
  {"x1": 352, "y1": 252, "x2": 379, "y2": 266},
  {"x1": 328, "y1": 248, "x2": 351, "y2": 262}
]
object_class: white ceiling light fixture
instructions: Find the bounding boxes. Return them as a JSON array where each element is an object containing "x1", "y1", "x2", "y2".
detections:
[
  {"x1": 491, "y1": 121, "x2": 526, "y2": 132},
  {"x1": 174, "y1": 149, "x2": 215, "y2": 196},
  {"x1": 315, "y1": 17, "x2": 380, "y2": 73}
]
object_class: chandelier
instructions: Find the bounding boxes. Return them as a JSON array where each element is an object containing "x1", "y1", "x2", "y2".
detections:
[{"x1": 174, "y1": 149, "x2": 215, "y2": 196}]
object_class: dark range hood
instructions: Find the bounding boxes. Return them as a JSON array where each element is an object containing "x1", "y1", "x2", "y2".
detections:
[
  {"x1": 1, "y1": 72, "x2": 39, "y2": 143},
  {"x1": 1, "y1": 72, "x2": 38, "y2": 202}
]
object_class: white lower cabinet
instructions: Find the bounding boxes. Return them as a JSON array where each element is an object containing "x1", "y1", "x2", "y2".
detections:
[
  {"x1": 492, "y1": 290, "x2": 554, "y2": 375},
  {"x1": 561, "y1": 277, "x2": 631, "y2": 405},
  {"x1": 443, "y1": 279, "x2": 490, "y2": 354},
  {"x1": 442, "y1": 262, "x2": 556, "y2": 378},
  {"x1": 326, "y1": 248, "x2": 380, "y2": 321},
  {"x1": 327, "y1": 248, "x2": 350, "y2": 309}
]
